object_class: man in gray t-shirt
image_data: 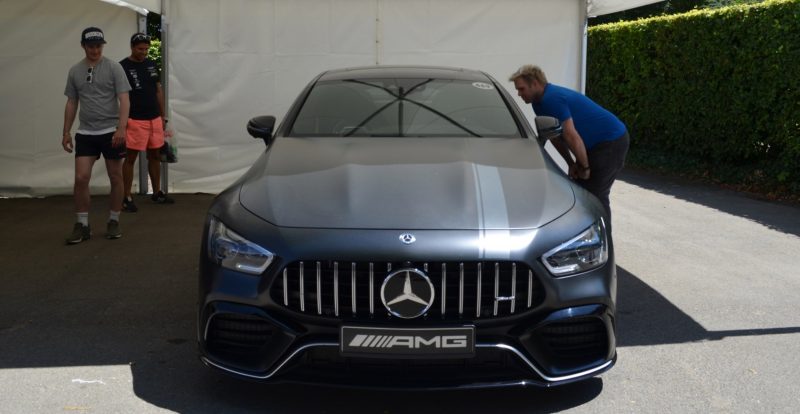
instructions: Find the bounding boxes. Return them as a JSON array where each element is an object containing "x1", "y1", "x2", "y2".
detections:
[{"x1": 62, "y1": 27, "x2": 132, "y2": 244}]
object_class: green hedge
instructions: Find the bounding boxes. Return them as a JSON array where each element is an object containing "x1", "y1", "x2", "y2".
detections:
[
  {"x1": 587, "y1": 0, "x2": 800, "y2": 195},
  {"x1": 147, "y1": 38, "x2": 162, "y2": 75}
]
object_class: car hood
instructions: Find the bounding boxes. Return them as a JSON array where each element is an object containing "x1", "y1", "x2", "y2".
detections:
[{"x1": 239, "y1": 137, "x2": 574, "y2": 230}]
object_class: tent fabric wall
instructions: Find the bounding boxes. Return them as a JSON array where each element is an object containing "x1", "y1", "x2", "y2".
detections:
[
  {"x1": 166, "y1": 0, "x2": 584, "y2": 194},
  {"x1": 0, "y1": 0, "x2": 137, "y2": 196},
  {"x1": 0, "y1": 0, "x2": 649, "y2": 197}
]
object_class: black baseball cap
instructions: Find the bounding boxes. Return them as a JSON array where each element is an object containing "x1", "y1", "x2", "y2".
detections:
[{"x1": 81, "y1": 27, "x2": 107, "y2": 45}]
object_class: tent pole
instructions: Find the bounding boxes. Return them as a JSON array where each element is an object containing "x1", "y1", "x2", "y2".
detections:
[
  {"x1": 137, "y1": 13, "x2": 149, "y2": 195},
  {"x1": 375, "y1": 0, "x2": 383, "y2": 65},
  {"x1": 580, "y1": 0, "x2": 588, "y2": 94},
  {"x1": 160, "y1": 0, "x2": 169, "y2": 194}
]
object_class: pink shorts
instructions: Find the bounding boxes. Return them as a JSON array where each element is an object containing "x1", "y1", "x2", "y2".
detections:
[{"x1": 126, "y1": 118, "x2": 165, "y2": 151}]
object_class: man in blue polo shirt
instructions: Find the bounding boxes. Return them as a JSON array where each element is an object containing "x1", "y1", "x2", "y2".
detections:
[{"x1": 510, "y1": 64, "x2": 629, "y2": 232}]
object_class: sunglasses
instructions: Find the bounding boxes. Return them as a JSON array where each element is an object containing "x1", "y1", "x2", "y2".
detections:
[
  {"x1": 86, "y1": 67, "x2": 93, "y2": 84},
  {"x1": 132, "y1": 34, "x2": 151, "y2": 43}
]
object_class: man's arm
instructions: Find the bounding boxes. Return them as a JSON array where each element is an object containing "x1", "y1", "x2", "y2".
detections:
[
  {"x1": 112, "y1": 92, "x2": 130, "y2": 148},
  {"x1": 62, "y1": 97, "x2": 78, "y2": 153},
  {"x1": 550, "y1": 136, "x2": 573, "y2": 167},
  {"x1": 559, "y1": 118, "x2": 590, "y2": 179}
]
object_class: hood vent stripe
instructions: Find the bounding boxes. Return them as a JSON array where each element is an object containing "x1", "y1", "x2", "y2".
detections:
[{"x1": 474, "y1": 164, "x2": 512, "y2": 259}]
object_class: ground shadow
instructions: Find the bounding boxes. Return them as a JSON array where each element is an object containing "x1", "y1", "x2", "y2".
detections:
[
  {"x1": 617, "y1": 169, "x2": 800, "y2": 238},
  {"x1": 616, "y1": 265, "x2": 800, "y2": 347}
]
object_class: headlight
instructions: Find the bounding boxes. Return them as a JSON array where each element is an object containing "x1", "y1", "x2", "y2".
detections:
[
  {"x1": 207, "y1": 217, "x2": 274, "y2": 275},
  {"x1": 541, "y1": 219, "x2": 608, "y2": 277}
]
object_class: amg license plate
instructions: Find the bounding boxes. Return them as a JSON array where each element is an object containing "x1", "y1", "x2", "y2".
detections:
[{"x1": 340, "y1": 326, "x2": 475, "y2": 358}]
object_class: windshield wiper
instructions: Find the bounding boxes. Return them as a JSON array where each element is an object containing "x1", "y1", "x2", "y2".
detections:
[{"x1": 342, "y1": 79, "x2": 481, "y2": 138}]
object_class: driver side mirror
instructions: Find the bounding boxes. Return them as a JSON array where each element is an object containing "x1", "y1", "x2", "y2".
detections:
[
  {"x1": 534, "y1": 116, "x2": 562, "y2": 145},
  {"x1": 247, "y1": 115, "x2": 276, "y2": 145}
]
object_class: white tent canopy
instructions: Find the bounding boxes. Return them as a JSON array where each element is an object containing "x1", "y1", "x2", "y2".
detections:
[
  {"x1": 0, "y1": 0, "x2": 658, "y2": 196},
  {"x1": 588, "y1": 0, "x2": 662, "y2": 17},
  {"x1": 100, "y1": 0, "x2": 161, "y2": 14},
  {"x1": 109, "y1": 0, "x2": 661, "y2": 18}
]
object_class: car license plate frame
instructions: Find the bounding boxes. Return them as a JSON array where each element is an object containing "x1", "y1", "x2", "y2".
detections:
[{"x1": 340, "y1": 325, "x2": 475, "y2": 358}]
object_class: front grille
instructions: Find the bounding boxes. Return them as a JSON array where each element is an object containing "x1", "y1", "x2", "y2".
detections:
[
  {"x1": 206, "y1": 313, "x2": 275, "y2": 352},
  {"x1": 270, "y1": 261, "x2": 545, "y2": 320}
]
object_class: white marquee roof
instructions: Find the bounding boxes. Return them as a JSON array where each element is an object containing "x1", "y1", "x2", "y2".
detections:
[{"x1": 105, "y1": 0, "x2": 663, "y2": 17}]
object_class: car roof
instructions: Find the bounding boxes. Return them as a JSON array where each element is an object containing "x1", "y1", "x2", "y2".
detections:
[{"x1": 317, "y1": 65, "x2": 493, "y2": 82}]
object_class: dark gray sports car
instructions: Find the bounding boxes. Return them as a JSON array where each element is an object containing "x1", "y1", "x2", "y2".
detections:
[{"x1": 199, "y1": 65, "x2": 616, "y2": 388}]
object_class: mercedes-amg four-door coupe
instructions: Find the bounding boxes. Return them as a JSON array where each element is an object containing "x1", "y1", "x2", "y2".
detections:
[{"x1": 199, "y1": 65, "x2": 616, "y2": 388}]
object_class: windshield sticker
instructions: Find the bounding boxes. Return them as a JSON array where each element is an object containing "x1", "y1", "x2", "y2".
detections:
[{"x1": 472, "y1": 82, "x2": 494, "y2": 90}]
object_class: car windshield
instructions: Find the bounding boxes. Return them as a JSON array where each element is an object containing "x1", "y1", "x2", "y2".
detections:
[{"x1": 289, "y1": 78, "x2": 521, "y2": 138}]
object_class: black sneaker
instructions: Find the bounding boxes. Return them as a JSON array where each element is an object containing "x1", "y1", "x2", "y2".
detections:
[
  {"x1": 122, "y1": 197, "x2": 138, "y2": 212},
  {"x1": 105, "y1": 220, "x2": 122, "y2": 239},
  {"x1": 151, "y1": 191, "x2": 175, "y2": 204},
  {"x1": 66, "y1": 223, "x2": 91, "y2": 245}
]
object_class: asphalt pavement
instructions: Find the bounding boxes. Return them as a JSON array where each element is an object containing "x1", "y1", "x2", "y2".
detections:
[{"x1": 1, "y1": 169, "x2": 799, "y2": 413}]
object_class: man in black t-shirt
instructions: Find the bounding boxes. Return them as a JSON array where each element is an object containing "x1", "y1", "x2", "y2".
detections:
[{"x1": 120, "y1": 33, "x2": 174, "y2": 212}]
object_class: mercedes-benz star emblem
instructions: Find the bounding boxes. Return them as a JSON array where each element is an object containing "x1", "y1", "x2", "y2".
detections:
[
  {"x1": 399, "y1": 233, "x2": 416, "y2": 245},
  {"x1": 381, "y1": 268, "x2": 435, "y2": 319}
]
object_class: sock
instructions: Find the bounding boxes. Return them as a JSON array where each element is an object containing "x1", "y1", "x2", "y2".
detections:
[
  {"x1": 77, "y1": 212, "x2": 89, "y2": 226},
  {"x1": 109, "y1": 211, "x2": 121, "y2": 222}
]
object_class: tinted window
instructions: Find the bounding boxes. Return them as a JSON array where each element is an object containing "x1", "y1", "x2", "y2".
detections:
[{"x1": 290, "y1": 78, "x2": 521, "y2": 137}]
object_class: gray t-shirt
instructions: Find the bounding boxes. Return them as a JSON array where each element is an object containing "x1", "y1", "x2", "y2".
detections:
[{"x1": 64, "y1": 56, "x2": 131, "y2": 133}]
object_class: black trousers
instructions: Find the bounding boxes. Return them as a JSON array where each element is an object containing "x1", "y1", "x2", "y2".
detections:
[{"x1": 576, "y1": 131, "x2": 630, "y2": 233}]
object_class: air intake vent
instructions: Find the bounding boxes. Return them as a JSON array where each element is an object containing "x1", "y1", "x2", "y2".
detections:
[
  {"x1": 206, "y1": 313, "x2": 274, "y2": 351},
  {"x1": 539, "y1": 318, "x2": 608, "y2": 362}
]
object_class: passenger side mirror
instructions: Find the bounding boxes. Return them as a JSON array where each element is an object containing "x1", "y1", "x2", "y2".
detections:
[
  {"x1": 534, "y1": 116, "x2": 562, "y2": 145},
  {"x1": 247, "y1": 115, "x2": 276, "y2": 144}
]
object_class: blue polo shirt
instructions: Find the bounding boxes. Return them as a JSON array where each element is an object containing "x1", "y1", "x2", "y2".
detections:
[{"x1": 532, "y1": 83, "x2": 626, "y2": 150}]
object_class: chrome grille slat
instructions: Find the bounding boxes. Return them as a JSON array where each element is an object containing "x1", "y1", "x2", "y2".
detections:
[
  {"x1": 441, "y1": 263, "x2": 446, "y2": 316},
  {"x1": 459, "y1": 263, "x2": 464, "y2": 316},
  {"x1": 493, "y1": 262, "x2": 499, "y2": 316},
  {"x1": 351, "y1": 262, "x2": 356, "y2": 316},
  {"x1": 369, "y1": 262, "x2": 374, "y2": 316},
  {"x1": 333, "y1": 262, "x2": 339, "y2": 317},
  {"x1": 299, "y1": 261, "x2": 305, "y2": 312},
  {"x1": 316, "y1": 261, "x2": 322, "y2": 315},
  {"x1": 476, "y1": 263, "x2": 482, "y2": 318},
  {"x1": 528, "y1": 270, "x2": 533, "y2": 308},
  {"x1": 275, "y1": 260, "x2": 543, "y2": 320},
  {"x1": 511, "y1": 263, "x2": 517, "y2": 314},
  {"x1": 282, "y1": 268, "x2": 288, "y2": 306}
]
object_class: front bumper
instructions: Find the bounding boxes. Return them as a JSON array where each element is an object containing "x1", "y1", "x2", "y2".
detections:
[{"x1": 198, "y1": 300, "x2": 616, "y2": 388}]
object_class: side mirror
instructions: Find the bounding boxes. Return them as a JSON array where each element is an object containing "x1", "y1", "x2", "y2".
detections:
[
  {"x1": 534, "y1": 116, "x2": 562, "y2": 145},
  {"x1": 247, "y1": 115, "x2": 276, "y2": 142}
]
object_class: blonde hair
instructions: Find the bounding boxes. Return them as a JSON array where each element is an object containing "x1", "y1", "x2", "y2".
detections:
[{"x1": 509, "y1": 64, "x2": 548, "y2": 85}]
